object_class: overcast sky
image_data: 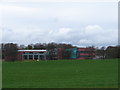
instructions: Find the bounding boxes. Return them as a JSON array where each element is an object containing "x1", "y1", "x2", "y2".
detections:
[{"x1": 0, "y1": 0, "x2": 118, "y2": 47}]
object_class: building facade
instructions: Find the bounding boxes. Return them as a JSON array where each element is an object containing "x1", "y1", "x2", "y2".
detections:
[
  {"x1": 77, "y1": 48, "x2": 95, "y2": 59},
  {"x1": 17, "y1": 50, "x2": 47, "y2": 60},
  {"x1": 17, "y1": 48, "x2": 95, "y2": 60},
  {"x1": 64, "y1": 48, "x2": 95, "y2": 59}
]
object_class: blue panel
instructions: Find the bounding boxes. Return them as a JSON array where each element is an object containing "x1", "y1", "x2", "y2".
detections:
[
  {"x1": 70, "y1": 48, "x2": 77, "y2": 59},
  {"x1": 64, "y1": 48, "x2": 77, "y2": 59}
]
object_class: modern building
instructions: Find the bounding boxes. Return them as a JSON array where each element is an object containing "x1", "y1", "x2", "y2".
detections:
[
  {"x1": 17, "y1": 48, "x2": 95, "y2": 60},
  {"x1": 17, "y1": 50, "x2": 47, "y2": 60},
  {"x1": 65, "y1": 48, "x2": 77, "y2": 59},
  {"x1": 46, "y1": 48, "x2": 58, "y2": 60},
  {"x1": 65, "y1": 48, "x2": 95, "y2": 59},
  {"x1": 77, "y1": 48, "x2": 95, "y2": 59},
  {"x1": 57, "y1": 48, "x2": 64, "y2": 60}
]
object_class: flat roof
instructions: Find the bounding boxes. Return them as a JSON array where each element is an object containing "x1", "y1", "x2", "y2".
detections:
[{"x1": 18, "y1": 50, "x2": 46, "y2": 52}]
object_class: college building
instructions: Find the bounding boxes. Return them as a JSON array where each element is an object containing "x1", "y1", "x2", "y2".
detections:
[
  {"x1": 17, "y1": 48, "x2": 95, "y2": 60},
  {"x1": 63, "y1": 48, "x2": 95, "y2": 59},
  {"x1": 17, "y1": 50, "x2": 47, "y2": 60}
]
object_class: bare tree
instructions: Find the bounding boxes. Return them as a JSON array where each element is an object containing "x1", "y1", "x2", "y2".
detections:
[{"x1": 4, "y1": 43, "x2": 18, "y2": 61}]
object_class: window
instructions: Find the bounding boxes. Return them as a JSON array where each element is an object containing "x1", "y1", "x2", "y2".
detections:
[
  {"x1": 80, "y1": 55, "x2": 90, "y2": 57},
  {"x1": 23, "y1": 52, "x2": 28, "y2": 54},
  {"x1": 79, "y1": 51, "x2": 92, "y2": 53},
  {"x1": 34, "y1": 55, "x2": 38, "y2": 60},
  {"x1": 29, "y1": 55, "x2": 33, "y2": 59},
  {"x1": 23, "y1": 55, "x2": 27, "y2": 59}
]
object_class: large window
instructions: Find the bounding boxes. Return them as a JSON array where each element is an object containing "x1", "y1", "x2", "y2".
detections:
[
  {"x1": 39, "y1": 55, "x2": 44, "y2": 60},
  {"x1": 23, "y1": 55, "x2": 27, "y2": 59},
  {"x1": 76, "y1": 51, "x2": 80, "y2": 58},
  {"x1": 29, "y1": 55, "x2": 33, "y2": 59},
  {"x1": 34, "y1": 55, "x2": 38, "y2": 60}
]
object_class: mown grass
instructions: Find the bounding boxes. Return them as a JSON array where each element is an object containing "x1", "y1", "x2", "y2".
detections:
[{"x1": 2, "y1": 59, "x2": 118, "y2": 88}]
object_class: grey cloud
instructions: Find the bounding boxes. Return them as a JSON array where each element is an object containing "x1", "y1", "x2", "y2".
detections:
[{"x1": 2, "y1": 25, "x2": 118, "y2": 47}]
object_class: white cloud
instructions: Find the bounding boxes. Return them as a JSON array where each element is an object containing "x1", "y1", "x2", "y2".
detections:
[
  {"x1": 78, "y1": 39, "x2": 92, "y2": 45},
  {"x1": 84, "y1": 25, "x2": 103, "y2": 34},
  {"x1": 1, "y1": 2, "x2": 118, "y2": 47},
  {"x1": 55, "y1": 28, "x2": 71, "y2": 36},
  {"x1": 1, "y1": 2, "x2": 117, "y2": 25},
  {"x1": 2, "y1": 24, "x2": 118, "y2": 47},
  {"x1": 80, "y1": 25, "x2": 117, "y2": 46}
]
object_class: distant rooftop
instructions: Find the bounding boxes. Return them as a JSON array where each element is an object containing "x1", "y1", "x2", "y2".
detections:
[{"x1": 18, "y1": 50, "x2": 46, "y2": 52}]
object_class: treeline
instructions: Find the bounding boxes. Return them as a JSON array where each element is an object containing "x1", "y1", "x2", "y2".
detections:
[
  {"x1": 19, "y1": 42, "x2": 77, "y2": 50},
  {"x1": 1, "y1": 43, "x2": 18, "y2": 61},
  {"x1": 1, "y1": 43, "x2": 120, "y2": 61},
  {"x1": 95, "y1": 46, "x2": 120, "y2": 59},
  {"x1": 1, "y1": 42, "x2": 76, "y2": 61}
]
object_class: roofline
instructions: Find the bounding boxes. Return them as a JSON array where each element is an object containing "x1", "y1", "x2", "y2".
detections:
[{"x1": 18, "y1": 50, "x2": 47, "y2": 52}]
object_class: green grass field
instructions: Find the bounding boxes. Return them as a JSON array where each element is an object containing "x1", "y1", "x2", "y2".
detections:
[{"x1": 2, "y1": 59, "x2": 118, "y2": 88}]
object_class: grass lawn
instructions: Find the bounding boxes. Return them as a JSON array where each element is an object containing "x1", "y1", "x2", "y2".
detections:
[{"x1": 2, "y1": 59, "x2": 118, "y2": 88}]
